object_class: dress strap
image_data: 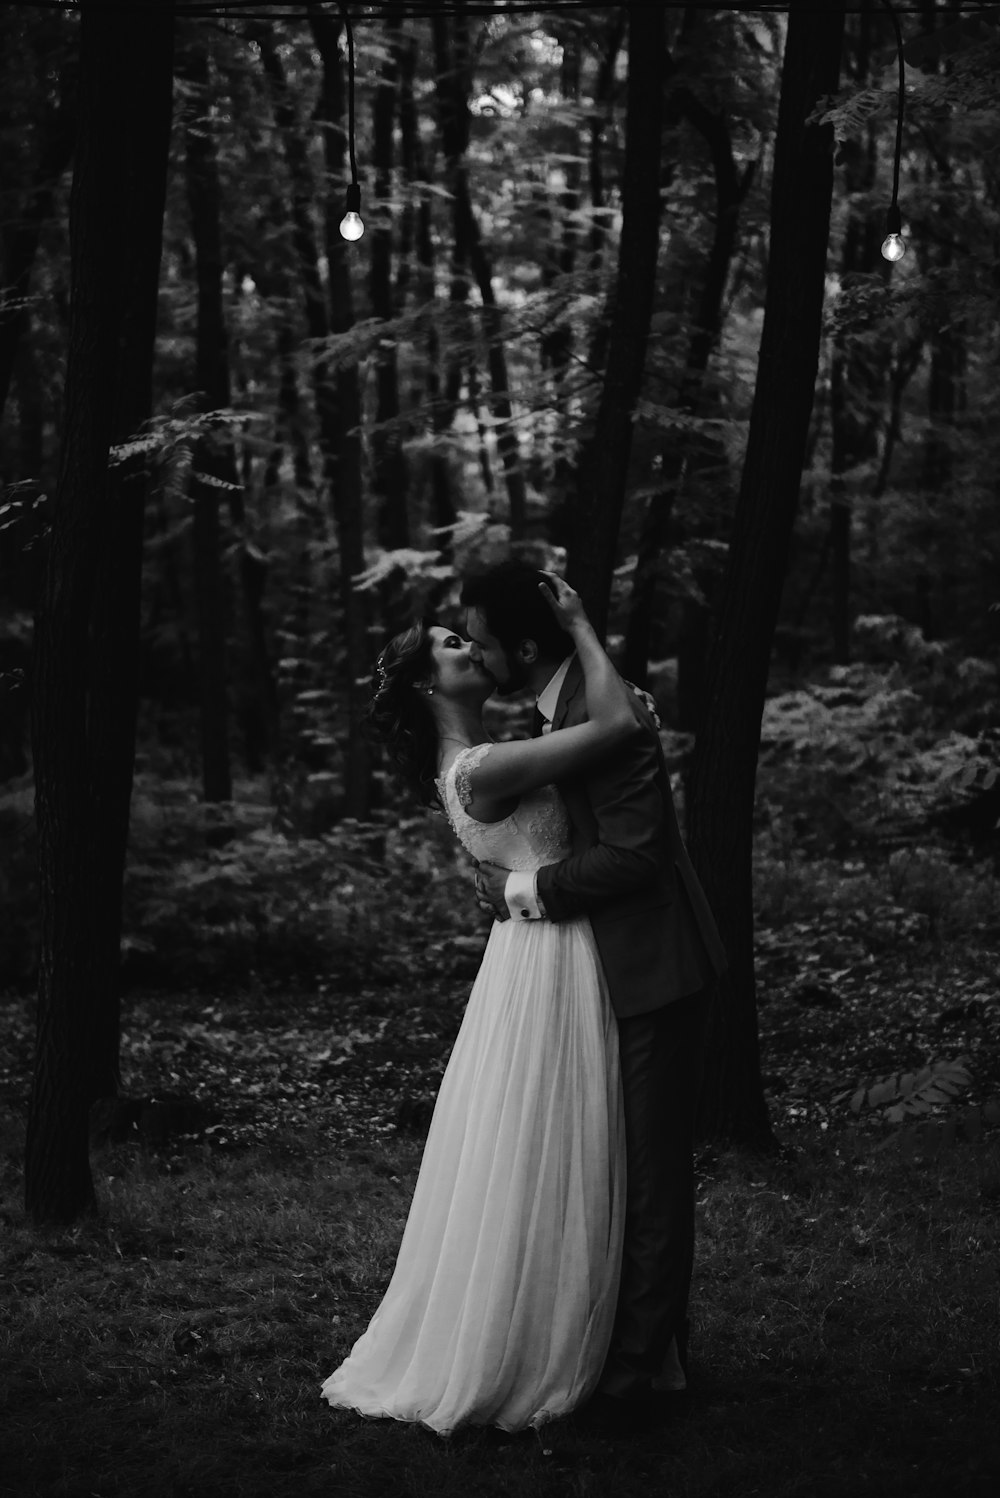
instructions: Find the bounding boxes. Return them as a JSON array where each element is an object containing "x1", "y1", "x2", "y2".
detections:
[{"x1": 451, "y1": 743, "x2": 494, "y2": 811}]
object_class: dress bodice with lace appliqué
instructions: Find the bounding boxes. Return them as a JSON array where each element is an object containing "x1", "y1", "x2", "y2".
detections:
[{"x1": 436, "y1": 743, "x2": 571, "y2": 872}]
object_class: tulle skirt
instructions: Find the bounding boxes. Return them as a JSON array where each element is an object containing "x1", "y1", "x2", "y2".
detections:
[{"x1": 320, "y1": 915, "x2": 625, "y2": 1435}]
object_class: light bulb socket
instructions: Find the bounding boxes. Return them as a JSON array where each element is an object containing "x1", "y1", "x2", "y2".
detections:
[
  {"x1": 344, "y1": 181, "x2": 362, "y2": 217},
  {"x1": 884, "y1": 201, "x2": 902, "y2": 236}
]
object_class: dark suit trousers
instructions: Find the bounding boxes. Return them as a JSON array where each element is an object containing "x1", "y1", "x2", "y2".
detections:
[{"x1": 598, "y1": 988, "x2": 709, "y2": 1399}]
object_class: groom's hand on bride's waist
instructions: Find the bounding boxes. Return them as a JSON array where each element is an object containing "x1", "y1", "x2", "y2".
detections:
[{"x1": 475, "y1": 861, "x2": 512, "y2": 922}]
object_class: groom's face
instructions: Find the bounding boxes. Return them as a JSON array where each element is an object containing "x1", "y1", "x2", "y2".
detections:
[{"x1": 465, "y1": 608, "x2": 531, "y2": 697}]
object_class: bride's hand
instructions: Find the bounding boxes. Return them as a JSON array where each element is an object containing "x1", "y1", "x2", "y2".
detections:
[{"x1": 538, "y1": 573, "x2": 588, "y2": 632}]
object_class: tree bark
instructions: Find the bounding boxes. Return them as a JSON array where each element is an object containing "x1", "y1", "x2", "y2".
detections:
[
  {"x1": 403, "y1": 35, "x2": 454, "y2": 533},
  {"x1": 370, "y1": 14, "x2": 409, "y2": 554},
  {"x1": 26, "y1": 0, "x2": 174, "y2": 1225},
  {"x1": 184, "y1": 34, "x2": 232, "y2": 802},
  {"x1": 566, "y1": 4, "x2": 666, "y2": 638},
  {"x1": 0, "y1": 45, "x2": 75, "y2": 423},
  {"x1": 623, "y1": 88, "x2": 755, "y2": 687},
  {"x1": 588, "y1": 12, "x2": 625, "y2": 273},
  {"x1": 829, "y1": 14, "x2": 883, "y2": 665},
  {"x1": 310, "y1": 9, "x2": 372, "y2": 819},
  {"x1": 686, "y1": 6, "x2": 846, "y2": 1148},
  {"x1": 433, "y1": 7, "x2": 526, "y2": 538}
]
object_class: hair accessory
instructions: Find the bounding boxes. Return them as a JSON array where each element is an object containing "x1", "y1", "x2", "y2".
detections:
[{"x1": 375, "y1": 653, "x2": 389, "y2": 692}]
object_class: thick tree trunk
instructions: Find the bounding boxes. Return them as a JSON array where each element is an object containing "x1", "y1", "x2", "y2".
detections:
[
  {"x1": 566, "y1": 4, "x2": 666, "y2": 638},
  {"x1": 85, "y1": 21, "x2": 174, "y2": 1104},
  {"x1": 623, "y1": 91, "x2": 754, "y2": 687},
  {"x1": 26, "y1": 0, "x2": 174, "y2": 1226},
  {"x1": 686, "y1": 6, "x2": 845, "y2": 1148}
]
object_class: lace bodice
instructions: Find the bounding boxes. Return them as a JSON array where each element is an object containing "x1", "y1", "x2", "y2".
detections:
[{"x1": 435, "y1": 743, "x2": 572, "y2": 872}]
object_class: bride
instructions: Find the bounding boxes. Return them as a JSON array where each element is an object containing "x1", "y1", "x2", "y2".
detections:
[{"x1": 320, "y1": 575, "x2": 637, "y2": 1436}]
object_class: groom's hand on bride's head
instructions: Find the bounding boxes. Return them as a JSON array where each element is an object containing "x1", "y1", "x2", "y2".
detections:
[{"x1": 475, "y1": 861, "x2": 511, "y2": 922}]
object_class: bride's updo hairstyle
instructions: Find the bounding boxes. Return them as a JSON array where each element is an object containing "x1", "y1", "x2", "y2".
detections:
[{"x1": 366, "y1": 619, "x2": 441, "y2": 806}]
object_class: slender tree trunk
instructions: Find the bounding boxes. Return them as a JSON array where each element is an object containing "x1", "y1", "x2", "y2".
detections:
[
  {"x1": 0, "y1": 60, "x2": 75, "y2": 423},
  {"x1": 259, "y1": 21, "x2": 372, "y2": 817},
  {"x1": 311, "y1": 10, "x2": 372, "y2": 819},
  {"x1": 406, "y1": 51, "x2": 455, "y2": 532},
  {"x1": 184, "y1": 36, "x2": 232, "y2": 801},
  {"x1": 566, "y1": 4, "x2": 666, "y2": 637},
  {"x1": 26, "y1": 0, "x2": 174, "y2": 1226},
  {"x1": 829, "y1": 351, "x2": 852, "y2": 664},
  {"x1": 588, "y1": 12, "x2": 625, "y2": 273},
  {"x1": 829, "y1": 15, "x2": 883, "y2": 665},
  {"x1": 370, "y1": 14, "x2": 409, "y2": 553},
  {"x1": 434, "y1": 7, "x2": 526, "y2": 537},
  {"x1": 686, "y1": 6, "x2": 846, "y2": 1148}
]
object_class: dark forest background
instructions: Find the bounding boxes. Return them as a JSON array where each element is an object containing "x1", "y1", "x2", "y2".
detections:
[
  {"x1": 1, "y1": 0, "x2": 998, "y2": 1219},
  {"x1": 1, "y1": 6, "x2": 999, "y2": 1495}
]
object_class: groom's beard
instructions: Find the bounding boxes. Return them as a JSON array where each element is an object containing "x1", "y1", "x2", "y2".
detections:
[{"x1": 492, "y1": 653, "x2": 532, "y2": 697}]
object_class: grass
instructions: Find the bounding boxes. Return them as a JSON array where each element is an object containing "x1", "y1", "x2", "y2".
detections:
[
  {"x1": 2, "y1": 1115, "x2": 998, "y2": 1498},
  {"x1": 2, "y1": 724, "x2": 999, "y2": 1496}
]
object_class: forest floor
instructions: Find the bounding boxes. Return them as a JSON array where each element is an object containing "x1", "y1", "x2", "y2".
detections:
[
  {"x1": 2, "y1": 914, "x2": 999, "y2": 1498},
  {"x1": 3, "y1": 698, "x2": 1000, "y2": 1496}
]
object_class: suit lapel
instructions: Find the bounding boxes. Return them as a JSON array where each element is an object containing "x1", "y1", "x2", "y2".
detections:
[{"x1": 551, "y1": 656, "x2": 585, "y2": 731}]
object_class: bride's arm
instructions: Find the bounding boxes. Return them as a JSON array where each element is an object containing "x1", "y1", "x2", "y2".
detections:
[{"x1": 465, "y1": 577, "x2": 638, "y2": 809}]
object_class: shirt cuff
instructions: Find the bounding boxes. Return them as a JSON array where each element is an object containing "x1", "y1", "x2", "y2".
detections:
[{"x1": 504, "y1": 870, "x2": 545, "y2": 921}]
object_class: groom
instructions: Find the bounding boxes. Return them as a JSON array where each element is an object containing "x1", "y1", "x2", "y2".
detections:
[{"x1": 461, "y1": 559, "x2": 727, "y2": 1432}]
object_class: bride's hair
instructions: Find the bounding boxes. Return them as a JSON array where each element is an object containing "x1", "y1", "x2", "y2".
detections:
[{"x1": 366, "y1": 618, "x2": 441, "y2": 806}]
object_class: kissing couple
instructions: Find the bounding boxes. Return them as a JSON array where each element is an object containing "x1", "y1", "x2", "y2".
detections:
[{"x1": 321, "y1": 559, "x2": 727, "y2": 1438}]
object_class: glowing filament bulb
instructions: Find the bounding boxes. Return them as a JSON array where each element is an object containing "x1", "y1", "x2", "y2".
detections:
[
  {"x1": 339, "y1": 182, "x2": 364, "y2": 242},
  {"x1": 880, "y1": 202, "x2": 905, "y2": 263}
]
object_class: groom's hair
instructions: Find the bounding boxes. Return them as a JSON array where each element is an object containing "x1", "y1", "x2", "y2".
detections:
[{"x1": 460, "y1": 559, "x2": 574, "y2": 662}]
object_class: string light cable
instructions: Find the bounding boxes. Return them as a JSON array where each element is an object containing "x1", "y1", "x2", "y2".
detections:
[
  {"x1": 336, "y1": 3, "x2": 364, "y2": 242},
  {"x1": 879, "y1": 0, "x2": 907, "y2": 263}
]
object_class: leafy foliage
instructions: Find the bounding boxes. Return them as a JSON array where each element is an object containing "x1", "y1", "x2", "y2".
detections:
[{"x1": 837, "y1": 1057, "x2": 972, "y2": 1123}]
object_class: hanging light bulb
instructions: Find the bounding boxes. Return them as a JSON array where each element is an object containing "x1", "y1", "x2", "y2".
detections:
[
  {"x1": 339, "y1": 181, "x2": 364, "y2": 242},
  {"x1": 881, "y1": 201, "x2": 905, "y2": 263},
  {"x1": 336, "y1": 7, "x2": 363, "y2": 244},
  {"x1": 879, "y1": 2, "x2": 906, "y2": 265}
]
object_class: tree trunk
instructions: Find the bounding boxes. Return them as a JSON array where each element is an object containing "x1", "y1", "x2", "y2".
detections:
[
  {"x1": 311, "y1": 9, "x2": 372, "y2": 820},
  {"x1": 566, "y1": 4, "x2": 666, "y2": 638},
  {"x1": 404, "y1": 39, "x2": 454, "y2": 533},
  {"x1": 686, "y1": 6, "x2": 846, "y2": 1148},
  {"x1": 588, "y1": 13, "x2": 626, "y2": 272},
  {"x1": 829, "y1": 15, "x2": 883, "y2": 665},
  {"x1": 623, "y1": 90, "x2": 754, "y2": 687},
  {"x1": 0, "y1": 54, "x2": 75, "y2": 423},
  {"x1": 26, "y1": 0, "x2": 174, "y2": 1226},
  {"x1": 434, "y1": 7, "x2": 526, "y2": 538},
  {"x1": 370, "y1": 14, "x2": 409, "y2": 553},
  {"x1": 184, "y1": 35, "x2": 232, "y2": 802}
]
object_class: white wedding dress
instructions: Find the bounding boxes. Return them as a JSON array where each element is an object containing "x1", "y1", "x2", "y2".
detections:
[{"x1": 320, "y1": 744, "x2": 625, "y2": 1435}]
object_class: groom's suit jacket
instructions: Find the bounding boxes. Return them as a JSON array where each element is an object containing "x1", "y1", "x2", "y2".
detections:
[{"x1": 535, "y1": 657, "x2": 727, "y2": 1019}]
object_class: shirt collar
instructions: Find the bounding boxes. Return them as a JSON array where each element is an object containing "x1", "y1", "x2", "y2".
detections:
[{"x1": 535, "y1": 654, "x2": 575, "y2": 724}]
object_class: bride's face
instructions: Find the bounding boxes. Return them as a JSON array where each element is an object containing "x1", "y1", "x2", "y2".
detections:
[{"x1": 427, "y1": 626, "x2": 494, "y2": 703}]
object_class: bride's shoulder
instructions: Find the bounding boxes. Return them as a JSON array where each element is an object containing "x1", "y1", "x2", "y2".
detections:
[{"x1": 438, "y1": 742, "x2": 494, "y2": 810}]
